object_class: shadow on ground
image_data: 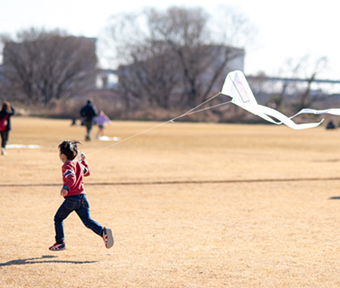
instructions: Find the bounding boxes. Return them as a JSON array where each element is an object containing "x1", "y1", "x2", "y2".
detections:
[{"x1": 0, "y1": 255, "x2": 98, "y2": 266}]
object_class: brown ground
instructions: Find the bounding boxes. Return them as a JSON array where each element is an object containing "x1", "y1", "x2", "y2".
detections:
[{"x1": 1, "y1": 117, "x2": 340, "y2": 287}]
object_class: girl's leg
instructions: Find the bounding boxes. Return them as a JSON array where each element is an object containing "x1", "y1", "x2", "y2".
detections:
[
  {"x1": 1, "y1": 131, "x2": 8, "y2": 154},
  {"x1": 54, "y1": 198, "x2": 77, "y2": 243},
  {"x1": 100, "y1": 127, "x2": 104, "y2": 137},
  {"x1": 97, "y1": 126, "x2": 104, "y2": 137},
  {"x1": 76, "y1": 195, "x2": 103, "y2": 236}
]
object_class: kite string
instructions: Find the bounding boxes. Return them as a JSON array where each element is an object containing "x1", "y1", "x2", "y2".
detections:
[
  {"x1": 87, "y1": 92, "x2": 229, "y2": 156},
  {"x1": 184, "y1": 100, "x2": 232, "y2": 116}
]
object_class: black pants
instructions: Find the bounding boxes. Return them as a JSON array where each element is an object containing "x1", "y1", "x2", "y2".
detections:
[
  {"x1": 1, "y1": 130, "x2": 9, "y2": 148},
  {"x1": 84, "y1": 120, "x2": 94, "y2": 140}
]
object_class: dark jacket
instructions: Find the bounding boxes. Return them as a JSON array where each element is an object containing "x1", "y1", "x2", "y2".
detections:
[
  {"x1": 80, "y1": 103, "x2": 98, "y2": 122},
  {"x1": 0, "y1": 106, "x2": 15, "y2": 131}
]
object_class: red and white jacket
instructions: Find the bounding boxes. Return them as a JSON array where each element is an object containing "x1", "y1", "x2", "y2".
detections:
[{"x1": 61, "y1": 160, "x2": 90, "y2": 197}]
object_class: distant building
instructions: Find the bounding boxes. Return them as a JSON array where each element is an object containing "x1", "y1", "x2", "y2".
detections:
[
  {"x1": 97, "y1": 69, "x2": 118, "y2": 89},
  {"x1": 117, "y1": 44, "x2": 245, "y2": 94}
]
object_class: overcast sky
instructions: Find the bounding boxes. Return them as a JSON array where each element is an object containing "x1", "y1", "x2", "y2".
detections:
[{"x1": 1, "y1": 0, "x2": 339, "y2": 79}]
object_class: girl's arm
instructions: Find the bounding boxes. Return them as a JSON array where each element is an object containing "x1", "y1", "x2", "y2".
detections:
[{"x1": 79, "y1": 152, "x2": 90, "y2": 177}]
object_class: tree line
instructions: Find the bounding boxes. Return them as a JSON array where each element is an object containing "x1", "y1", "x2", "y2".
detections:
[
  {"x1": 0, "y1": 6, "x2": 330, "y2": 121},
  {"x1": 0, "y1": 6, "x2": 255, "y2": 117}
]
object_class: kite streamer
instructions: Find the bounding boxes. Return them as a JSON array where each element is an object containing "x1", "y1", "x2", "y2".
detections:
[
  {"x1": 220, "y1": 70, "x2": 324, "y2": 130},
  {"x1": 290, "y1": 108, "x2": 340, "y2": 119}
]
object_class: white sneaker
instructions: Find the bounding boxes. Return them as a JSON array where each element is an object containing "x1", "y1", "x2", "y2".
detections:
[
  {"x1": 102, "y1": 227, "x2": 114, "y2": 249},
  {"x1": 1, "y1": 148, "x2": 6, "y2": 155}
]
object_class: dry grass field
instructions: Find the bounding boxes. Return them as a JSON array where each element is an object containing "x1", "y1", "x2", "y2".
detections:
[{"x1": 1, "y1": 116, "x2": 340, "y2": 287}]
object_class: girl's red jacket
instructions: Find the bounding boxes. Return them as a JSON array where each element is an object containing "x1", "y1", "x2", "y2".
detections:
[{"x1": 61, "y1": 160, "x2": 90, "y2": 196}]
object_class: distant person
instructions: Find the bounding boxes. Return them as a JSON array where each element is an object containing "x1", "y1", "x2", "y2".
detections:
[
  {"x1": 80, "y1": 99, "x2": 98, "y2": 141},
  {"x1": 49, "y1": 140, "x2": 114, "y2": 251},
  {"x1": 0, "y1": 101, "x2": 15, "y2": 155},
  {"x1": 96, "y1": 111, "x2": 111, "y2": 139},
  {"x1": 326, "y1": 120, "x2": 336, "y2": 130},
  {"x1": 71, "y1": 118, "x2": 77, "y2": 126}
]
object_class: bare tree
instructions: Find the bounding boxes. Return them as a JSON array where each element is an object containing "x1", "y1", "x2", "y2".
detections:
[
  {"x1": 277, "y1": 54, "x2": 329, "y2": 112},
  {"x1": 1, "y1": 28, "x2": 97, "y2": 105},
  {"x1": 105, "y1": 6, "x2": 255, "y2": 112},
  {"x1": 106, "y1": 12, "x2": 180, "y2": 110}
]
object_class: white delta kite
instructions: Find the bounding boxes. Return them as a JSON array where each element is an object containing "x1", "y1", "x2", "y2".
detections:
[{"x1": 220, "y1": 70, "x2": 340, "y2": 130}]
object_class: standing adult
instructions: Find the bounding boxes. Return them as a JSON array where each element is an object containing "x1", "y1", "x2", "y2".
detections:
[
  {"x1": 80, "y1": 99, "x2": 98, "y2": 141},
  {"x1": 0, "y1": 101, "x2": 15, "y2": 155}
]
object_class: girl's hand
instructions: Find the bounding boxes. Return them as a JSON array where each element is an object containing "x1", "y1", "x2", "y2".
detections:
[
  {"x1": 79, "y1": 152, "x2": 86, "y2": 162},
  {"x1": 60, "y1": 188, "x2": 68, "y2": 196}
]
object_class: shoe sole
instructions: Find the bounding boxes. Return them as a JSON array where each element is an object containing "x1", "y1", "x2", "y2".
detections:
[
  {"x1": 49, "y1": 245, "x2": 66, "y2": 251},
  {"x1": 105, "y1": 228, "x2": 114, "y2": 249}
]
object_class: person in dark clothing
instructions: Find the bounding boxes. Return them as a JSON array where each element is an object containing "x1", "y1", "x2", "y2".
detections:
[
  {"x1": 0, "y1": 101, "x2": 15, "y2": 155},
  {"x1": 80, "y1": 99, "x2": 98, "y2": 141}
]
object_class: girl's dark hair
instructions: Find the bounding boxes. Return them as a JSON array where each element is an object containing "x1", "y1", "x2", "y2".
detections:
[{"x1": 58, "y1": 140, "x2": 81, "y2": 160}]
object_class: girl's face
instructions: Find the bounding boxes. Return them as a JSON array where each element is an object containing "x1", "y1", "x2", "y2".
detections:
[{"x1": 59, "y1": 152, "x2": 67, "y2": 163}]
